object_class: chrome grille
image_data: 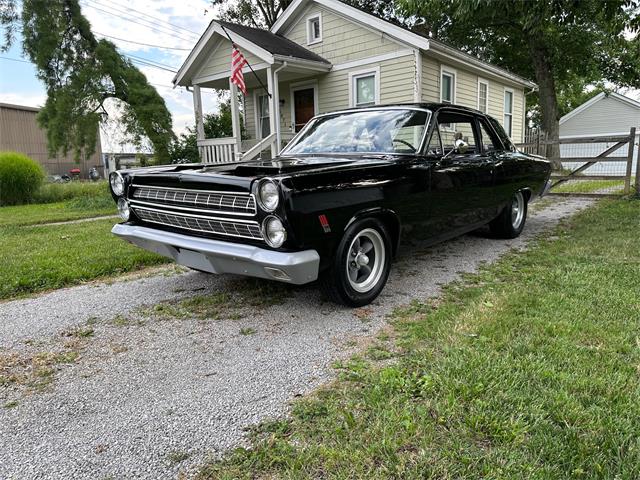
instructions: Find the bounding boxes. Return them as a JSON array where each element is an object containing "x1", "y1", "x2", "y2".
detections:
[
  {"x1": 132, "y1": 206, "x2": 263, "y2": 241},
  {"x1": 131, "y1": 185, "x2": 256, "y2": 216}
]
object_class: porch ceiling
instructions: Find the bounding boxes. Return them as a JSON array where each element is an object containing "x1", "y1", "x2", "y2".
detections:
[{"x1": 196, "y1": 64, "x2": 325, "y2": 90}]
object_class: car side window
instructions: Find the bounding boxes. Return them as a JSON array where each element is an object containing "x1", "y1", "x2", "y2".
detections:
[
  {"x1": 487, "y1": 116, "x2": 516, "y2": 152},
  {"x1": 435, "y1": 111, "x2": 479, "y2": 156},
  {"x1": 427, "y1": 124, "x2": 443, "y2": 155},
  {"x1": 477, "y1": 119, "x2": 501, "y2": 153}
]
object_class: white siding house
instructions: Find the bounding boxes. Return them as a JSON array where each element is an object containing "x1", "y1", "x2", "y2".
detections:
[
  {"x1": 173, "y1": 0, "x2": 536, "y2": 162},
  {"x1": 559, "y1": 92, "x2": 640, "y2": 175}
]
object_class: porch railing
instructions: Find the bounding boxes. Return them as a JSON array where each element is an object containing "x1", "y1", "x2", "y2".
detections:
[
  {"x1": 197, "y1": 137, "x2": 238, "y2": 163},
  {"x1": 197, "y1": 131, "x2": 298, "y2": 164},
  {"x1": 242, "y1": 133, "x2": 277, "y2": 162}
]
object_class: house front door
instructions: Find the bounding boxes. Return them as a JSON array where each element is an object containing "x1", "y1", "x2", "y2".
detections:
[{"x1": 293, "y1": 88, "x2": 315, "y2": 132}]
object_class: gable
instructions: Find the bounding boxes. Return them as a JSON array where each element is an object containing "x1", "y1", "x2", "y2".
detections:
[
  {"x1": 194, "y1": 38, "x2": 265, "y2": 82},
  {"x1": 560, "y1": 95, "x2": 640, "y2": 137},
  {"x1": 282, "y1": 3, "x2": 408, "y2": 65}
]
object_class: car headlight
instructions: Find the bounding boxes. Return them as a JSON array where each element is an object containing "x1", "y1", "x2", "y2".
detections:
[
  {"x1": 257, "y1": 179, "x2": 279, "y2": 212},
  {"x1": 262, "y1": 216, "x2": 286, "y2": 248},
  {"x1": 110, "y1": 171, "x2": 125, "y2": 197},
  {"x1": 117, "y1": 198, "x2": 130, "y2": 221}
]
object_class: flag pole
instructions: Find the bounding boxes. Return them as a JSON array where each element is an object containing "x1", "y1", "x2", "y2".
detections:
[{"x1": 221, "y1": 24, "x2": 271, "y2": 98}]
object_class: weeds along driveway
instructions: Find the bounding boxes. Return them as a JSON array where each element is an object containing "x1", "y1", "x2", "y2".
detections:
[{"x1": 0, "y1": 198, "x2": 593, "y2": 479}]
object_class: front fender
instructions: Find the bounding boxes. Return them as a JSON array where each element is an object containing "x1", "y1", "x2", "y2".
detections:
[{"x1": 345, "y1": 207, "x2": 402, "y2": 256}]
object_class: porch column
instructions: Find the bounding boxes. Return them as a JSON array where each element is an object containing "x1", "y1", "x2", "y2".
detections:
[
  {"x1": 192, "y1": 84, "x2": 205, "y2": 141},
  {"x1": 266, "y1": 66, "x2": 278, "y2": 157},
  {"x1": 229, "y1": 78, "x2": 242, "y2": 160}
]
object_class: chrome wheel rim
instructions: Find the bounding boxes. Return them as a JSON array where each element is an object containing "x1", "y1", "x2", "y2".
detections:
[
  {"x1": 511, "y1": 191, "x2": 525, "y2": 229},
  {"x1": 346, "y1": 228, "x2": 385, "y2": 293}
]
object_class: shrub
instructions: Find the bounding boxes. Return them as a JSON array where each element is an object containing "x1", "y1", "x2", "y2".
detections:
[
  {"x1": 0, "y1": 151, "x2": 45, "y2": 206},
  {"x1": 33, "y1": 180, "x2": 111, "y2": 205}
]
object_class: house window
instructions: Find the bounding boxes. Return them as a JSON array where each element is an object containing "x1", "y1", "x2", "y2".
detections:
[
  {"x1": 257, "y1": 94, "x2": 270, "y2": 139},
  {"x1": 349, "y1": 68, "x2": 379, "y2": 107},
  {"x1": 440, "y1": 69, "x2": 455, "y2": 104},
  {"x1": 478, "y1": 79, "x2": 488, "y2": 113},
  {"x1": 504, "y1": 89, "x2": 513, "y2": 137},
  {"x1": 307, "y1": 14, "x2": 322, "y2": 45}
]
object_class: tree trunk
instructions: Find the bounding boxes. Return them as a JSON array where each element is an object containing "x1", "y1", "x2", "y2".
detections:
[{"x1": 528, "y1": 40, "x2": 562, "y2": 170}]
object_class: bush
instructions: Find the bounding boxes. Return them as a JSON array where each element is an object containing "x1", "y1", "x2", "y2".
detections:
[
  {"x1": 0, "y1": 151, "x2": 45, "y2": 206},
  {"x1": 33, "y1": 180, "x2": 110, "y2": 205}
]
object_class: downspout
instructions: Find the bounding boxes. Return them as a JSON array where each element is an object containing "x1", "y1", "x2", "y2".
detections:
[{"x1": 273, "y1": 62, "x2": 288, "y2": 153}]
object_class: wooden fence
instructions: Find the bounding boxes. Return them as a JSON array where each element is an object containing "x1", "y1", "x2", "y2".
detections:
[{"x1": 514, "y1": 127, "x2": 638, "y2": 196}]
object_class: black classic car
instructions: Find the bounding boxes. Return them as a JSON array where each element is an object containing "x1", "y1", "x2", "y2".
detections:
[{"x1": 110, "y1": 104, "x2": 551, "y2": 306}]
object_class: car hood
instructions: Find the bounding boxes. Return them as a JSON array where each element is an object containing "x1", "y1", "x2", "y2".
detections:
[
  {"x1": 220, "y1": 155, "x2": 395, "y2": 176},
  {"x1": 128, "y1": 155, "x2": 396, "y2": 188}
]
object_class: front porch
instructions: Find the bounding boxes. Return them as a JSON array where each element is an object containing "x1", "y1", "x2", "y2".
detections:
[{"x1": 174, "y1": 21, "x2": 331, "y2": 163}]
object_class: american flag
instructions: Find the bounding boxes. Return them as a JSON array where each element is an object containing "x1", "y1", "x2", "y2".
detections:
[{"x1": 231, "y1": 46, "x2": 247, "y2": 95}]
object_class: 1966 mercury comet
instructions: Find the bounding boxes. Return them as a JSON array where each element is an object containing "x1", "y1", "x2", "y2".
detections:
[{"x1": 110, "y1": 104, "x2": 551, "y2": 306}]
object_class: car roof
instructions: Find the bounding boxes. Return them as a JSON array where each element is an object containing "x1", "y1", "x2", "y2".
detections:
[{"x1": 325, "y1": 103, "x2": 486, "y2": 116}]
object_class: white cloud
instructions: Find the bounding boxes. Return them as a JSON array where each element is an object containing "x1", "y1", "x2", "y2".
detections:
[
  {"x1": 1, "y1": 0, "x2": 231, "y2": 152},
  {"x1": 78, "y1": 0, "x2": 229, "y2": 147},
  {"x1": 0, "y1": 92, "x2": 47, "y2": 108}
]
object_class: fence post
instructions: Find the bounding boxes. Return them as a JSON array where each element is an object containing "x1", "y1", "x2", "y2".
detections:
[
  {"x1": 624, "y1": 127, "x2": 636, "y2": 195},
  {"x1": 634, "y1": 132, "x2": 640, "y2": 198}
]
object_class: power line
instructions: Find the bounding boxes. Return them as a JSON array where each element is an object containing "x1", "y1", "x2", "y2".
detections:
[
  {"x1": 92, "y1": 0, "x2": 201, "y2": 36},
  {"x1": 81, "y1": 0, "x2": 198, "y2": 43},
  {"x1": 1, "y1": 53, "x2": 177, "y2": 74},
  {"x1": 80, "y1": 2, "x2": 196, "y2": 43},
  {"x1": 126, "y1": 53, "x2": 178, "y2": 71},
  {"x1": 0, "y1": 56, "x2": 31, "y2": 64},
  {"x1": 1, "y1": 54, "x2": 177, "y2": 74},
  {"x1": 128, "y1": 57, "x2": 177, "y2": 73},
  {"x1": 94, "y1": 31, "x2": 192, "y2": 51}
]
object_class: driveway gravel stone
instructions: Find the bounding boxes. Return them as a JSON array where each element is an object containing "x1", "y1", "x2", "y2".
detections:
[{"x1": 0, "y1": 198, "x2": 593, "y2": 479}]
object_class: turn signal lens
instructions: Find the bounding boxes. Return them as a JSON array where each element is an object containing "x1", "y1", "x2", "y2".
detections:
[
  {"x1": 257, "y1": 179, "x2": 279, "y2": 211},
  {"x1": 110, "y1": 171, "x2": 125, "y2": 196},
  {"x1": 117, "y1": 198, "x2": 130, "y2": 221},
  {"x1": 263, "y1": 216, "x2": 286, "y2": 248}
]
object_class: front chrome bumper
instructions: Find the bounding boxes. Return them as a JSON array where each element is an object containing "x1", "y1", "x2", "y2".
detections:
[{"x1": 112, "y1": 224, "x2": 320, "y2": 284}]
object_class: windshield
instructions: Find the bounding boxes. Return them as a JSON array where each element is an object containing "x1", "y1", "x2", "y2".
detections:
[{"x1": 282, "y1": 108, "x2": 431, "y2": 155}]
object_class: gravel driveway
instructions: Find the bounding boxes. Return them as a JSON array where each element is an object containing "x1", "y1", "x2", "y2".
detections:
[{"x1": 0, "y1": 198, "x2": 593, "y2": 479}]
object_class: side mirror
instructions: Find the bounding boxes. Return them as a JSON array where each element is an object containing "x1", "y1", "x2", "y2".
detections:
[{"x1": 455, "y1": 138, "x2": 469, "y2": 154}]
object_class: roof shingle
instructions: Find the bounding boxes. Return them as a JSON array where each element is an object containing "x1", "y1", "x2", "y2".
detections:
[{"x1": 218, "y1": 21, "x2": 330, "y2": 64}]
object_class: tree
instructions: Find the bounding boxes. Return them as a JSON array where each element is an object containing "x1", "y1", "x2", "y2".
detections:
[
  {"x1": 210, "y1": 0, "x2": 293, "y2": 28},
  {"x1": 211, "y1": 0, "x2": 404, "y2": 29},
  {"x1": 0, "y1": 0, "x2": 174, "y2": 162},
  {"x1": 170, "y1": 101, "x2": 245, "y2": 163},
  {"x1": 397, "y1": 0, "x2": 640, "y2": 162}
]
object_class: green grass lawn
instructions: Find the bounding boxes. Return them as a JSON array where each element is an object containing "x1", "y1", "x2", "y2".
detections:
[
  {"x1": 0, "y1": 200, "x2": 115, "y2": 227},
  {"x1": 201, "y1": 199, "x2": 640, "y2": 479},
  {"x1": 553, "y1": 179, "x2": 626, "y2": 194},
  {"x1": 0, "y1": 219, "x2": 168, "y2": 300},
  {"x1": 0, "y1": 181, "x2": 116, "y2": 227}
]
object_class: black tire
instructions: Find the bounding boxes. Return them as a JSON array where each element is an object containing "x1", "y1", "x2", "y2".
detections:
[
  {"x1": 490, "y1": 190, "x2": 528, "y2": 239},
  {"x1": 320, "y1": 217, "x2": 392, "y2": 307}
]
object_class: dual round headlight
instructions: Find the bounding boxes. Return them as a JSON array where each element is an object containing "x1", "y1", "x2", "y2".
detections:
[
  {"x1": 110, "y1": 171, "x2": 125, "y2": 197},
  {"x1": 257, "y1": 179, "x2": 279, "y2": 212},
  {"x1": 262, "y1": 216, "x2": 286, "y2": 248}
]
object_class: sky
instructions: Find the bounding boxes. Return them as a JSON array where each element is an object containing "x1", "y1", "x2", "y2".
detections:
[
  {"x1": 1, "y1": 1, "x2": 638, "y2": 153},
  {"x1": 0, "y1": 0, "x2": 224, "y2": 153}
]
